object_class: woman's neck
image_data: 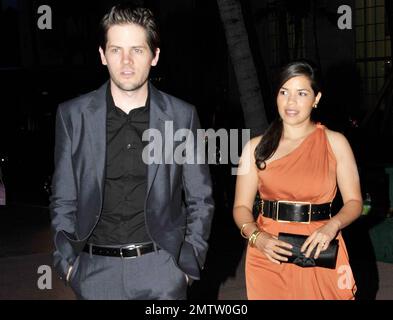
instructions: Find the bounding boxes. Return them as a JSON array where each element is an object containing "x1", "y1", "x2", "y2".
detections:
[{"x1": 282, "y1": 121, "x2": 316, "y2": 141}]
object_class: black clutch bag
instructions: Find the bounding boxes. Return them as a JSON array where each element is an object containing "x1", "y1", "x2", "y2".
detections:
[{"x1": 278, "y1": 233, "x2": 339, "y2": 269}]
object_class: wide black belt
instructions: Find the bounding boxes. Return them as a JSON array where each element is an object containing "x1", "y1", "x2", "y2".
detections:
[
  {"x1": 83, "y1": 242, "x2": 159, "y2": 258},
  {"x1": 261, "y1": 199, "x2": 332, "y2": 223}
]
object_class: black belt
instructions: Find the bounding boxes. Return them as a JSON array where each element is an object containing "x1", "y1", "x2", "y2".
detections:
[
  {"x1": 83, "y1": 242, "x2": 159, "y2": 258},
  {"x1": 261, "y1": 199, "x2": 332, "y2": 223}
]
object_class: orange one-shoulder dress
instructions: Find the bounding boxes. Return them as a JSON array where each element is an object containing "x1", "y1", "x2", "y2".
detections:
[{"x1": 246, "y1": 124, "x2": 357, "y2": 300}]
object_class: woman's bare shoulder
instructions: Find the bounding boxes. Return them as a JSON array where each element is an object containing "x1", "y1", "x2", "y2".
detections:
[
  {"x1": 241, "y1": 135, "x2": 263, "y2": 161},
  {"x1": 249, "y1": 135, "x2": 263, "y2": 150},
  {"x1": 325, "y1": 128, "x2": 348, "y2": 144},
  {"x1": 324, "y1": 128, "x2": 352, "y2": 158}
]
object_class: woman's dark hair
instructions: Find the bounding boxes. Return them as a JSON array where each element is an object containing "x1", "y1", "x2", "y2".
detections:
[
  {"x1": 99, "y1": 4, "x2": 160, "y2": 56},
  {"x1": 255, "y1": 60, "x2": 322, "y2": 170}
]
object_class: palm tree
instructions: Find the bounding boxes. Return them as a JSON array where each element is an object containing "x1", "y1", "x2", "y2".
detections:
[{"x1": 217, "y1": 0, "x2": 269, "y2": 137}]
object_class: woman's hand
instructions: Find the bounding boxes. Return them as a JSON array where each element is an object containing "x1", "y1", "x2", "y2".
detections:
[
  {"x1": 255, "y1": 231, "x2": 293, "y2": 264},
  {"x1": 301, "y1": 220, "x2": 340, "y2": 259}
]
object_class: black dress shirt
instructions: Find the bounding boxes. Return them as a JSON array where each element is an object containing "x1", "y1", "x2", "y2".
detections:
[{"x1": 89, "y1": 85, "x2": 151, "y2": 245}]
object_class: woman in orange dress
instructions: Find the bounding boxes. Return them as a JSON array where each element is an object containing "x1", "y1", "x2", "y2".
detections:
[{"x1": 233, "y1": 61, "x2": 362, "y2": 300}]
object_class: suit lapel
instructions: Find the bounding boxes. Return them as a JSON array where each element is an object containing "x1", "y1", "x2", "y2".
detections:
[
  {"x1": 83, "y1": 82, "x2": 170, "y2": 200},
  {"x1": 146, "y1": 83, "x2": 171, "y2": 199},
  {"x1": 84, "y1": 82, "x2": 108, "y2": 195}
]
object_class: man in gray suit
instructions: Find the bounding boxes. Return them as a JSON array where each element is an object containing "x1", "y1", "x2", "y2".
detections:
[{"x1": 50, "y1": 4, "x2": 214, "y2": 300}]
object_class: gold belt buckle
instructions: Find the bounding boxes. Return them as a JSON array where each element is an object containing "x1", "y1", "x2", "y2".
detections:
[{"x1": 276, "y1": 200, "x2": 312, "y2": 224}]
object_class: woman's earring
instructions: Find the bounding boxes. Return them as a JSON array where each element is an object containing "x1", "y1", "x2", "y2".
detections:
[{"x1": 314, "y1": 104, "x2": 318, "y2": 109}]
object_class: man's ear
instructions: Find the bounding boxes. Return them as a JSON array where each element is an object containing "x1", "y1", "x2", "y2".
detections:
[
  {"x1": 151, "y1": 48, "x2": 160, "y2": 67},
  {"x1": 99, "y1": 47, "x2": 107, "y2": 66}
]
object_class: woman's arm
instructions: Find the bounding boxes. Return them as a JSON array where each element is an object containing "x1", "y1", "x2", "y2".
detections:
[
  {"x1": 233, "y1": 136, "x2": 292, "y2": 264},
  {"x1": 302, "y1": 130, "x2": 363, "y2": 258},
  {"x1": 233, "y1": 137, "x2": 261, "y2": 238},
  {"x1": 328, "y1": 131, "x2": 363, "y2": 229}
]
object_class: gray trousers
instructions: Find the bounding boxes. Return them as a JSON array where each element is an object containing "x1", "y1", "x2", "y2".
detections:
[{"x1": 68, "y1": 249, "x2": 188, "y2": 300}]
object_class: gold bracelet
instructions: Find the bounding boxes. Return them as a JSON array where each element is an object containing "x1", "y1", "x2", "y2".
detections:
[
  {"x1": 251, "y1": 231, "x2": 262, "y2": 247},
  {"x1": 248, "y1": 230, "x2": 258, "y2": 247},
  {"x1": 240, "y1": 222, "x2": 257, "y2": 239},
  {"x1": 248, "y1": 230, "x2": 261, "y2": 247}
]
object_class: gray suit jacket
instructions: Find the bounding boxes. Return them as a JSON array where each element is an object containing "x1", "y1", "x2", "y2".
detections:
[{"x1": 50, "y1": 82, "x2": 214, "y2": 281}]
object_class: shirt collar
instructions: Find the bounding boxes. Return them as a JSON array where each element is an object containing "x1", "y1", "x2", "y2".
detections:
[{"x1": 106, "y1": 82, "x2": 150, "y2": 115}]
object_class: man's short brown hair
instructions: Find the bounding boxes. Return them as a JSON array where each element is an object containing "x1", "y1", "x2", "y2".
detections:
[{"x1": 99, "y1": 4, "x2": 160, "y2": 55}]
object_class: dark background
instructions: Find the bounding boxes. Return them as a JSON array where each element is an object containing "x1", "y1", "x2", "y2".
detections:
[{"x1": 0, "y1": 0, "x2": 392, "y2": 300}]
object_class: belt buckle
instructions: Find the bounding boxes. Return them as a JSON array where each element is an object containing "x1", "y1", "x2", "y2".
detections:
[
  {"x1": 119, "y1": 244, "x2": 141, "y2": 259},
  {"x1": 276, "y1": 200, "x2": 312, "y2": 224}
]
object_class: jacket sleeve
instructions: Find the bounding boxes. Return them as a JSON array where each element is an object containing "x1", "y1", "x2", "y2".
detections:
[
  {"x1": 181, "y1": 106, "x2": 215, "y2": 272},
  {"x1": 49, "y1": 104, "x2": 78, "y2": 280}
]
